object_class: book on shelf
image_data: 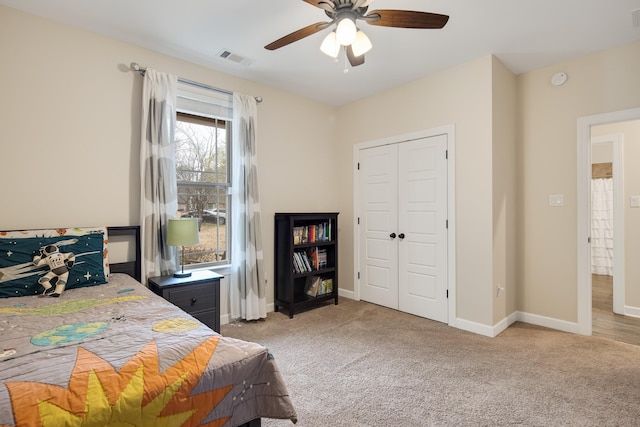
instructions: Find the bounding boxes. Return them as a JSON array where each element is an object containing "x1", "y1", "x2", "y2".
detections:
[
  {"x1": 293, "y1": 249, "x2": 329, "y2": 274},
  {"x1": 317, "y1": 278, "x2": 333, "y2": 296},
  {"x1": 308, "y1": 247, "x2": 318, "y2": 270},
  {"x1": 302, "y1": 251, "x2": 312, "y2": 271},
  {"x1": 292, "y1": 221, "x2": 333, "y2": 245},
  {"x1": 317, "y1": 248, "x2": 327, "y2": 269},
  {"x1": 292, "y1": 253, "x2": 302, "y2": 274},
  {"x1": 292, "y1": 251, "x2": 314, "y2": 273},
  {"x1": 305, "y1": 275, "x2": 321, "y2": 297},
  {"x1": 293, "y1": 226, "x2": 304, "y2": 245}
]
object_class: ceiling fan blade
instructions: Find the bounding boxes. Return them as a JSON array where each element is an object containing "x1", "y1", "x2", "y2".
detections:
[
  {"x1": 346, "y1": 45, "x2": 365, "y2": 67},
  {"x1": 265, "y1": 22, "x2": 329, "y2": 50},
  {"x1": 366, "y1": 10, "x2": 449, "y2": 29},
  {"x1": 303, "y1": 0, "x2": 335, "y2": 12}
]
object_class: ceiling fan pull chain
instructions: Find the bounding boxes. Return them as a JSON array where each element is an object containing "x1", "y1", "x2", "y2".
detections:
[{"x1": 343, "y1": 47, "x2": 349, "y2": 73}]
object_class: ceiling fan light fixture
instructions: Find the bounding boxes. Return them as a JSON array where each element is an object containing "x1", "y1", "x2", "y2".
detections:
[
  {"x1": 351, "y1": 30, "x2": 372, "y2": 57},
  {"x1": 320, "y1": 31, "x2": 340, "y2": 58},
  {"x1": 336, "y1": 17, "x2": 357, "y2": 45}
]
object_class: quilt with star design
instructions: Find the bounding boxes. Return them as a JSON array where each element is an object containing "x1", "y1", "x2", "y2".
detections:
[{"x1": 0, "y1": 273, "x2": 297, "y2": 427}]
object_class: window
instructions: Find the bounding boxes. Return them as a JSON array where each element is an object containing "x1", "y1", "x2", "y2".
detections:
[{"x1": 175, "y1": 81, "x2": 233, "y2": 267}]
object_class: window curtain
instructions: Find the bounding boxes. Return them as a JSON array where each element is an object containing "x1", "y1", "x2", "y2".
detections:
[
  {"x1": 230, "y1": 93, "x2": 267, "y2": 320},
  {"x1": 140, "y1": 69, "x2": 179, "y2": 281},
  {"x1": 591, "y1": 178, "x2": 614, "y2": 275}
]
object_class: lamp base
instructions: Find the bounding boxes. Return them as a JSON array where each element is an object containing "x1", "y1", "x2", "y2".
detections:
[{"x1": 173, "y1": 271, "x2": 192, "y2": 278}]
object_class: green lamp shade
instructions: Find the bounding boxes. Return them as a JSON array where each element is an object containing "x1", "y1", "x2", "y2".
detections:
[{"x1": 167, "y1": 218, "x2": 199, "y2": 246}]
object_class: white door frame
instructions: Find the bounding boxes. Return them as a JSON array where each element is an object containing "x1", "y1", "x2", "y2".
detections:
[
  {"x1": 591, "y1": 134, "x2": 624, "y2": 314},
  {"x1": 353, "y1": 125, "x2": 457, "y2": 326},
  {"x1": 577, "y1": 107, "x2": 640, "y2": 335}
]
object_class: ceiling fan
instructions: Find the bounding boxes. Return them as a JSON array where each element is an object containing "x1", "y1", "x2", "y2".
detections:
[{"x1": 265, "y1": 0, "x2": 449, "y2": 67}]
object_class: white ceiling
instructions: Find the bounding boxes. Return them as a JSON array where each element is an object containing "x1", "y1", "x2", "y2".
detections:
[{"x1": 3, "y1": 0, "x2": 640, "y2": 106}]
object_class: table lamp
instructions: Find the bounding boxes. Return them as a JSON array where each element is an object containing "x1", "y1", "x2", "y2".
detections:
[{"x1": 167, "y1": 218, "x2": 199, "y2": 278}]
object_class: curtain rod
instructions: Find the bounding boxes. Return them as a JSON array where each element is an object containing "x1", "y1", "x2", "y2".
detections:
[{"x1": 130, "y1": 62, "x2": 263, "y2": 103}]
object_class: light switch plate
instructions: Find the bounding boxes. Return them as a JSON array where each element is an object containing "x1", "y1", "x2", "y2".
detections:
[
  {"x1": 631, "y1": 196, "x2": 640, "y2": 208},
  {"x1": 549, "y1": 194, "x2": 564, "y2": 207}
]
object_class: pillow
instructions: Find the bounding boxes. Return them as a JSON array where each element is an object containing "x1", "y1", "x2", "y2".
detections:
[
  {"x1": 0, "y1": 233, "x2": 107, "y2": 298},
  {"x1": 0, "y1": 226, "x2": 109, "y2": 278}
]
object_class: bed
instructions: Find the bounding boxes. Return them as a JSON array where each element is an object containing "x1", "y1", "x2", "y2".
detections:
[{"x1": 0, "y1": 226, "x2": 297, "y2": 427}]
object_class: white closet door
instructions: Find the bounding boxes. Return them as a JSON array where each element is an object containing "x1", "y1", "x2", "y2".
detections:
[
  {"x1": 398, "y1": 135, "x2": 448, "y2": 322},
  {"x1": 359, "y1": 144, "x2": 399, "y2": 309},
  {"x1": 359, "y1": 135, "x2": 448, "y2": 323}
]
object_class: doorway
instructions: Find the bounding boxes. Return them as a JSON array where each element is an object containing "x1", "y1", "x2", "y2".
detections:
[
  {"x1": 590, "y1": 133, "x2": 623, "y2": 314},
  {"x1": 577, "y1": 108, "x2": 640, "y2": 339}
]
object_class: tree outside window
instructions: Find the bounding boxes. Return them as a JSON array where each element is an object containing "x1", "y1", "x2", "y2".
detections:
[{"x1": 175, "y1": 112, "x2": 230, "y2": 265}]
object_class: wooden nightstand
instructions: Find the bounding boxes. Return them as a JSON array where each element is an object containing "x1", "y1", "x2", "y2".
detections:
[{"x1": 148, "y1": 270, "x2": 223, "y2": 333}]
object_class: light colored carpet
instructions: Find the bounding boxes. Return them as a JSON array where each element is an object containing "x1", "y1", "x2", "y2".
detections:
[{"x1": 221, "y1": 299, "x2": 640, "y2": 426}]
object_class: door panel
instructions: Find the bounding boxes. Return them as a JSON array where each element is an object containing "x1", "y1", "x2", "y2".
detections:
[
  {"x1": 359, "y1": 144, "x2": 398, "y2": 309},
  {"x1": 407, "y1": 270, "x2": 437, "y2": 298},
  {"x1": 398, "y1": 135, "x2": 448, "y2": 322}
]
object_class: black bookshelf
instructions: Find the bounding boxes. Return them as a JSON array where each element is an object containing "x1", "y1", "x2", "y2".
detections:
[{"x1": 274, "y1": 212, "x2": 339, "y2": 318}]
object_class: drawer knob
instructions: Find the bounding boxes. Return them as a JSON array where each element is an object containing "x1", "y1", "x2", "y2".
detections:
[{"x1": 191, "y1": 297, "x2": 197, "y2": 306}]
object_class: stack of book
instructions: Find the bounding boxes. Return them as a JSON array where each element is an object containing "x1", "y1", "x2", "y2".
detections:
[
  {"x1": 292, "y1": 248, "x2": 329, "y2": 273},
  {"x1": 292, "y1": 251, "x2": 311, "y2": 273},
  {"x1": 304, "y1": 276, "x2": 333, "y2": 298}
]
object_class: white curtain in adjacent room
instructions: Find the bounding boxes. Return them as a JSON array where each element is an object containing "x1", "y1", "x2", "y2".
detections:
[
  {"x1": 591, "y1": 178, "x2": 614, "y2": 275},
  {"x1": 140, "y1": 69, "x2": 179, "y2": 281},
  {"x1": 230, "y1": 93, "x2": 267, "y2": 320}
]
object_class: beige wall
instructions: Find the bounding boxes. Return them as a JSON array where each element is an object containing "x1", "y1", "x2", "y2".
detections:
[
  {"x1": 492, "y1": 56, "x2": 518, "y2": 324},
  {"x1": 335, "y1": 55, "x2": 496, "y2": 326},
  {"x1": 0, "y1": 6, "x2": 338, "y2": 311},
  {"x1": 591, "y1": 142, "x2": 613, "y2": 164},
  {"x1": 592, "y1": 120, "x2": 640, "y2": 309},
  {"x1": 516, "y1": 40, "x2": 640, "y2": 323}
]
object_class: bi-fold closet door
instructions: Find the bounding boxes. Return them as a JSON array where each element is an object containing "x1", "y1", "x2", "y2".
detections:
[{"x1": 358, "y1": 134, "x2": 448, "y2": 323}]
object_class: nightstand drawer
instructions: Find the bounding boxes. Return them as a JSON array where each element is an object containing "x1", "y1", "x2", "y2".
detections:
[{"x1": 167, "y1": 283, "x2": 215, "y2": 313}]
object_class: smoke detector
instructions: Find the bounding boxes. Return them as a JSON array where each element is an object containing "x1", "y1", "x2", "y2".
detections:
[{"x1": 551, "y1": 72, "x2": 568, "y2": 86}]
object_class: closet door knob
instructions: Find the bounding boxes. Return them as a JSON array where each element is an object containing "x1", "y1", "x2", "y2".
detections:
[
  {"x1": 390, "y1": 233, "x2": 397, "y2": 239},
  {"x1": 191, "y1": 297, "x2": 197, "y2": 306},
  {"x1": 398, "y1": 233, "x2": 405, "y2": 239}
]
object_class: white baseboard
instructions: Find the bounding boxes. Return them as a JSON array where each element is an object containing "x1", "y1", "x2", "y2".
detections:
[
  {"x1": 455, "y1": 318, "x2": 498, "y2": 337},
  {"x1": 339, "y1": 288, "x2": 355, "y2": 300},
  {"x1": 515, "y1": 311, "x2": 578, "y2": 334},
  {"x1": 624, "y1": 305, "x2": 640, "y2": 318},
  {"x1": 456, "y1": 310, "x2": 577, "y2": 338},
  {"x1": 493, "y1": 312, "x2": 519, "y2": 336}
]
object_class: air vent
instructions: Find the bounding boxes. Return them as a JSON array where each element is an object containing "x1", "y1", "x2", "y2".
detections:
[
  {"x1": 216, "y1": 49, "x2": 254, "y2": 66},
  {"x1": 633, "y1": 8, "x2": 640, "y2": 27}
]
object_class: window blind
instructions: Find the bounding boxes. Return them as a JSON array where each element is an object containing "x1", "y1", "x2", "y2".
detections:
[{"x1": 176, "y1": 79, "x2": 233, "y2": 120}]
